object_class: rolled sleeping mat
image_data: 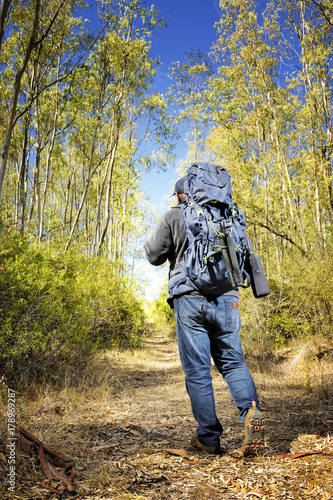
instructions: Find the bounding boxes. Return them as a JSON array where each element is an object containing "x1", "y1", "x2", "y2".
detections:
[{"x1": 246, "y1": 254, "x2": 271, "y2": 298}]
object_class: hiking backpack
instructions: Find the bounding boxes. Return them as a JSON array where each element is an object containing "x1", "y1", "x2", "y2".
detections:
[{"x1": 170, "y1": 162, "x2": 251, "y2": 296}]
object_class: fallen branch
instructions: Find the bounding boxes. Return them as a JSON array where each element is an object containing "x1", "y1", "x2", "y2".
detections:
[
  {"x1": 276, "y1": 450, "x2": 333, "y2": 459},
  {"x1": 165, "y1": 448, "x2": 188, "y2": 458},
  {"x1": 12, "y1": 422, "x2": 79, "y2": 495},
  {"x1": 13, "y1": 422, "x2": 66, "y2": 462},
  {"x1": 39, "y1": 444, "x2": 75, "y2": 492}
]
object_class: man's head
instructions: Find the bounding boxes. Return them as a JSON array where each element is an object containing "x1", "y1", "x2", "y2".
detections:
[
  {"x1": 174, "y1": 176, "x2": 186, "y2": 195},
  {"x1": 174, "y1": 176, "x2": 187, "y2": 202}
]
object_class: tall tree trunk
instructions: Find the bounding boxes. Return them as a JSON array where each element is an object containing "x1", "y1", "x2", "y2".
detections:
[
  {"x1": 38, "y1": 77, "x2": 59, "y2": 242},
  {"x1": 91, "y1": 117, "x2": 117, "y2": 255},
  {"x1": 38, "y1": 53, "x2": 62, "y2": 242},
  {"x1": 30, "y1": 111, "x2": 42, "y2": 236},
  {"x1": 0, "y1": 0, "x2": 10, "y2": 51},
  {"x1": 0, "y1": 0, "x2": 40, "y2": 196},
  {"x1": 96, "y1": 131, "x2": 120, "y2": 253},
  {"x1": 96, "y1": 101, "x2": 122, "y2": 253},
  {"x1": 15, "y1": 117, "x2": 30, "y2": 232}
]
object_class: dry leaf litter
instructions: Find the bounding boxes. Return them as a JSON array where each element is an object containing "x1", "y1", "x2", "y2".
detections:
[{"x1": 0, "y1": 332, "x2": 332, "y2": 499}]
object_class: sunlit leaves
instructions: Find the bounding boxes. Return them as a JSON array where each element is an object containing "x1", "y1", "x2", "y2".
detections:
[{"x1": 0, "y1": 0, "x2": 176, "y2": 265}]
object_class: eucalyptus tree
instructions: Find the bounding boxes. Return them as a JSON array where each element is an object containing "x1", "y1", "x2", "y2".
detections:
[
  {"x1": 168, "y1": 49, "x2": 214, "y2": 163},
  {"x1": 0, "y1": 0, "x2": 102, "y2": 235},
  {"x1": 202, "y1": 0, "x2": 311, "y2": 269},
  {"x1": 0, "y1": 0, "x2": 174, "y2": 267},
  {"x1": 60, "y1": 0, "x2": 175, "y2": 260},
  {"x1": 0, "y1": 0, "x2": 72, "y2": 198},
  {"x1": 0, "y1": 0, "x2": 40, "y2": 198},
  {"x1": 264, "y1": 0, "x2": 333, "y2": 249}
]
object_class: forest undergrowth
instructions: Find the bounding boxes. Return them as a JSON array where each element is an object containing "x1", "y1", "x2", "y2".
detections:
[
  {"x1": 1, "y1": 0, "x2": 333, "y2": 495},
  {"x1": 0, "y1": 322, "x2": 332, "y2": 500}
]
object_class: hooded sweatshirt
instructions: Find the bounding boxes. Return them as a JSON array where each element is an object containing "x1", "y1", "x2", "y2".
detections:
[{"x1": 145, "y1": 202, "x2": 238, "y2": 300}]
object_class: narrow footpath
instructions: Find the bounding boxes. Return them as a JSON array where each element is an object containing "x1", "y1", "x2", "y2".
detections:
[{"x1": 1, "y1": 332, "x2": 333, "y2": 499}]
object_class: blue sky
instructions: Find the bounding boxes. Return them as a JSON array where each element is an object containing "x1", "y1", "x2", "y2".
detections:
[
  {"x1": 135, "y1": 1, "x2": 222, "y2": 298},
  {"x1": 140, "y1": 0, "x2": 222, "y2": 214},
  {"x1": 82, "y1": 1, "x2": 222, "y2": 297}
]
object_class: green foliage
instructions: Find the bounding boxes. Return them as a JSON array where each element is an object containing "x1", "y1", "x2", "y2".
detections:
[
  {"x1": 0, "y1": 226, "x2": 146, "y2": 382},
  {"x1": 168, "y1": 0, "x2": 333, "y2": 357},
  {"x1": 0, "y1": 0, "x2": 177, "y2": 260},
  {"x1": 143, "y1": 280, "x2": 175, "y2": 338},
  {"x1": 240, "y1": 246, "x2": 333, "y2": 361},
  {"x1": 154, "y1": 280, "x2": 175, "y2": 329}
]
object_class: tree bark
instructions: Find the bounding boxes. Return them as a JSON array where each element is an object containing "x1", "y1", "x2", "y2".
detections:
[
  {"x1": 0, "y1": 0, "x2": 40, "y2": 196},
  {"x1": 38, "y1": 60, "x2": 60, "y2": 243},
  {"x1": 0, "y1": 0, "x2": 10, "y2": 52}
]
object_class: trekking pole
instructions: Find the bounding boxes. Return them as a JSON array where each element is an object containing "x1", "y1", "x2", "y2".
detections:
[
  {"x1": 225, "y1": 233, "x2": 243, "y2": 286},
  {"x1": 220, "y1": 241, "x2": 237, "y2": 288},
  {"x1": 220, "y1": 220, "x2": 244, "y2": 288}
]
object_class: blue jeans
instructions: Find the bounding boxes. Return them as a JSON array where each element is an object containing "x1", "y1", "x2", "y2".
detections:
[{"x1": 174, "y1": 294, "x2": 260, "y2": 448}]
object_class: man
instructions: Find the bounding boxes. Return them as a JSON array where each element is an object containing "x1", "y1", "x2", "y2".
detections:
[{"x1": 144, "y1": 176, "x2": 265, "y2": 457}]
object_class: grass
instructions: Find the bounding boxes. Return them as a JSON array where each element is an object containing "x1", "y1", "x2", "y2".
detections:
[{"x1": 0, "y1": 332, "x2": 332, "y2": 499}]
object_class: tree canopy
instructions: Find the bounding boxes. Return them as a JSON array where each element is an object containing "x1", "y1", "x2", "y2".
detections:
[{"x1": 0, "y1": 0, "x2": 332, "y2": 372}]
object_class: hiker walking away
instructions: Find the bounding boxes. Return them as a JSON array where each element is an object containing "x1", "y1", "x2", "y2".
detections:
[{"x1": 144, "y1": 164, "x2": 266, "y2": 457}]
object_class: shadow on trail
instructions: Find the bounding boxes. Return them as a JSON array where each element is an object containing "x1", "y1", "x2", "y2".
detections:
[
  {"x1": 57, "y1": 362, "x2": 333, "y2": 461},
  {"x1": 1, "y1": 333, "x2": 332, "y2": 500}
]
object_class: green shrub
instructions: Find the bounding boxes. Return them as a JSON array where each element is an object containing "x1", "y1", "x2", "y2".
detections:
[
  {"x1": 152, "y1": 280, "x2": 175, "y2": 335},
  {"x1": 240, "y1": 247, "x2": 333, "y2": 363},
  {"x1": 0, "y1": 228, "x2": 146, "y2": 383}
]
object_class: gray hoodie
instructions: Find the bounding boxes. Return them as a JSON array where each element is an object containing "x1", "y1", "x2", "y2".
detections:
[
  {"x1": 144, "y1": 204, "x2": 187, "y2": 282},
  {"x1": 145, "y1": 202, "x2": 238, "y2": 300}
]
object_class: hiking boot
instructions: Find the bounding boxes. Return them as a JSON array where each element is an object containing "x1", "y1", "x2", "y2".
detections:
[
  {"x1": 190, "y1": 434, "x2": 222, "y2": 455},
  {"x1": 243, "y1": 401, "x2": 265, "y2": 457}
]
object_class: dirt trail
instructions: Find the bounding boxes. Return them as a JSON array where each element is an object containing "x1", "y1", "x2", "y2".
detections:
[{"x1": 1, "y1": 332, "x2": 333, "y2": 499}]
